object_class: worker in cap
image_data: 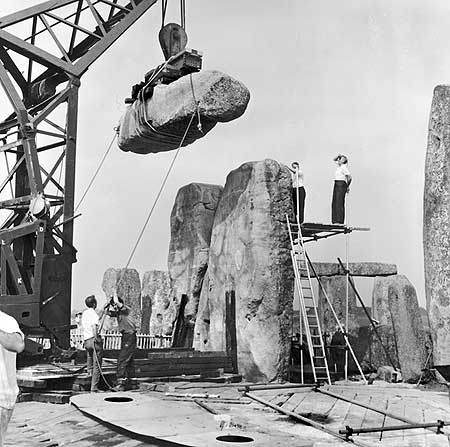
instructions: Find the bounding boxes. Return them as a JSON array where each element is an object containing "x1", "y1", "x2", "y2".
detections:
[
  {"x1": 331, "y1": 154, "x2": 352, "y2": 224},
  {"x1": 288, "y1": 161, "x2": 306, "y2": 224},
  {"x1": 105, "y1": 293, "x2": 138, "y2": 391}
]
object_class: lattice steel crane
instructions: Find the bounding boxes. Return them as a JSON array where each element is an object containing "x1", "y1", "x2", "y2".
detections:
[{"x1": 0, "y1": 0, "x2": 198, "y2": 349}]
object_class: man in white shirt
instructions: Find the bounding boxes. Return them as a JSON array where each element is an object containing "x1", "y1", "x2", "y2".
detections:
[
  {"x1": 289, "y1": 161, "x2": 306, "y2": 223},
  {"x1": 0, "y1": 310, "x2": 24, "y2": 447},
  {"x1": 332, "y1": 154, "x2": 352, "y2": 224},
  {"x1": 81, "y1": 295, "x2": 103, "y2": 392}
]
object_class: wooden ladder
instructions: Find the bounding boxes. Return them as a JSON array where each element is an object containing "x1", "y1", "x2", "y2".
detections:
[{"x1": 287, "y1": 216, "x2": 331, "y2": 385}]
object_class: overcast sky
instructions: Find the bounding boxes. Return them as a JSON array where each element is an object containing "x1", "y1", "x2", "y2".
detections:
[{"x1": 2, "y1": 0, "x2": 449, "y2": 311}]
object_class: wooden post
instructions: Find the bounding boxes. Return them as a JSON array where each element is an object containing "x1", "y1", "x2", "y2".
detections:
[{"x1": 225, "y1": 290, "x2": 238, "y2": 374}]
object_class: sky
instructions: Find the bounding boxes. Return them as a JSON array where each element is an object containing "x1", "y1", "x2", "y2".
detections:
[{"x1": 1, "y1": 0, "x2": 450, "y2": 310}]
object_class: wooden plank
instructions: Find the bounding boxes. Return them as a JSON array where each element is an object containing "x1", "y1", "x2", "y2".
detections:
[
  {"x1": 282, "y1": 389, "x2": 313, "y2": 412},
  {"x1": 295, "y1": 390, "x2": 337, "y2": 418},
  {"x1": 381, "y1": 395, "x2": 406, "y2": 441},
  {"x1": 270, "y1": 392, "x2": 294, "y2": 407},
  {"x1": 324, "y1": 389, "x2": 356, "y2": 428}
]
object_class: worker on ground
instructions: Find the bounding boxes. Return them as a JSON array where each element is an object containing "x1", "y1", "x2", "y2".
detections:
[
  {"x1": 288, "y1": 161, "x2": 306, "y2": 223},
  {"x1": 105, "y1": 294, "x2": 138, "y2": 391},
  {"x1": 331, "y1": 154, "x2": 352, "y2": 224},
  {"x1": 81, "y1": 295, "x2": 103, "y2": 392},
  {"x1": 330, "y1": 326, "x2": 346, "y2": 377},
  {"x1": 0, "y1": 310, "x2": 24, "y2": 447}
]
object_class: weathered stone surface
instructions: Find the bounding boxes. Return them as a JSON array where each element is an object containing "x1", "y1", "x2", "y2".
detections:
[
  {"x1": 318, "y1": 276, "x2": 359, "y2": 336},
  {"x1": 309, "y1": 262, "x2": 397, "y2": 277},
  {"x1": 141, "y1": 270, "x2": 171, "y2": 335},
  {"x1": 366, "y1": 275, "x2": 427, "y2": 382},
  {"x1": 101, "y1": 268, "x2": 141, "y2": 330},
  {"x1": 424, "y1": 85, "x2": 450, "y2": 366},
  {"x1": 118, "y1": 70, "x2": 250, "y2": 154},
  {"x1": 166, "y1": 183, "x2": 223, "y2": 346},
  {"x1": 194, "y1": 159, "x2": 293, "y2": 382}
]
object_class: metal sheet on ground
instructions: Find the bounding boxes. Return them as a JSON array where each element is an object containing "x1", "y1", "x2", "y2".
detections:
[{"x1": 70, "y1": 392, "x2": 305, "y2": 447}]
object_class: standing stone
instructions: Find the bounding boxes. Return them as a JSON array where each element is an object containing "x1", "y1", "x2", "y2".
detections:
[
  {"x1": 318, "y1": 276, "x2": 359, "y2": 336},
  {"x1": 369, "y1": 275, "x2": 427, "y2": 382},
  {"x1": 141, "y1": 270, "x2": 171, "y2": 335},
  {"x1": 424, "y1": 85, "x2": 450, "y2": 366},
  {"x1": 194, "y1": 159, "x2": 294, "y2": 382},
  {"x1": 317, "y1": 276, "x2": 369, "y2": 372},
  {"x1": 101, "y1": 268, "x2": 141, "y2": 331},
  {"x1": 166, "y1": 183, "x2": 223, "y2": 346}
]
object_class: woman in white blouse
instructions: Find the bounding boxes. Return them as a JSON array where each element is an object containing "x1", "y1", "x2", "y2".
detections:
[
  {"x1": 289, "y1": 161, "x2": 306, "y2": 223},
  {"x1": 331, "y1": 154, "x2": 352, "y2": 224}
]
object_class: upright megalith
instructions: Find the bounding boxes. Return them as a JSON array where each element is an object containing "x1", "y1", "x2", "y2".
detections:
[
  {"x1": 424, "y1": 85, "x2": 450, "y2": 366},
  {"x1": 318, "y1": 276, "x2": 359, "y2": 335},
  {"x1": 141, "y1": 270, "x2": 171, "y2": 335},
  {"x1": 194, "y1": 159, "x2": 294, "y2": 382},
  {"x1": 368, "y1": 275, "x2": 426, "y2": 381},
  {"x1": 102, "y1": 268, "x2": 141, "y2": 330},
  {"x1": 167, "y1": 183, "x2": 223, "y2": 346}
]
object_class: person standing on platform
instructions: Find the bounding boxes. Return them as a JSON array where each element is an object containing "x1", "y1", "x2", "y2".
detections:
[
  {"x1": 106, "y1": 295, "x2": 138, "y2": 391},
  {"x1": 331, "y1": 154, "x2": 352, "y2": 224},
  {"x1": 289, "y1": 161, "x2": 306, "y2": 223},
  {"x1": 0, "y1": 310, "x2": 24, "y2": 447},
  {"x1": 81, "y1": 295, "x2": 103, "y2": 392}
]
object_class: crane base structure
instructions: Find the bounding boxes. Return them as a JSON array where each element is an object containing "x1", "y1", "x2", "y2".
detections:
[{"x1": 0, "y1": 0, "x2": 161, "y2": 348}]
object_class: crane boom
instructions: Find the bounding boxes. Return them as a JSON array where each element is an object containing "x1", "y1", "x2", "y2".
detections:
[{"x1": 0, "y1": 0, "x2": 158, "y2": 348}]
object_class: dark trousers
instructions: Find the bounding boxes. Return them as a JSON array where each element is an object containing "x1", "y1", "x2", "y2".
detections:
[
  {"x1": 117, "y1": 331, "x2": 137, "y2": 380},
  {"x1": 332, "y1": 180, "x2": 348, "y2": 224},
  {"x1": 292, "y1": 187, "x2": 306, "y2": 223}
]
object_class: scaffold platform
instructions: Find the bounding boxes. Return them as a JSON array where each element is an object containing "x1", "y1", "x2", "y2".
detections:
[{"x1": 290, "y1": 222, "x2": 370, "y2": 243}]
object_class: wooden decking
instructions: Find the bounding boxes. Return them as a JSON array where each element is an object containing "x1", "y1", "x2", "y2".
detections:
[
  {"x1": 5, "y1": 381, "x2": 450, "y2": 446},
  {"x1": 248, "y1": 382, "x2": 450, "y2": 446}
]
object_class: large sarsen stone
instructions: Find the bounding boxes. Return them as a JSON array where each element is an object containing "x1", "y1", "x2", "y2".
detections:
[
  {"x1": 424, "y1": 85, "x2": 450, "y2": 366},
  {"x1": 101, "y1": 268, "x2": 141, "y2": 330},
  {"x1": 141, "y1": 270, "x2": 171, "y2": 335},
  {"x1": 194, "y1": 159, "x2": 294, "y2": 382},
  {"x1": 368, "y1": 275, "x2": 427, "y2": 381},
  {"x1": 118, "y1": 70, "x2": 250, "y2": 154},
  {"x1": 166, "y1": 183, "x2": 223, "y2": 346}
]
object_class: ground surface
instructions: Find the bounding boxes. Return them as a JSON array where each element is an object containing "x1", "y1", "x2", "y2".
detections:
[{"x1": 5, "y1": 381, "x2": 450, "y2": 446}]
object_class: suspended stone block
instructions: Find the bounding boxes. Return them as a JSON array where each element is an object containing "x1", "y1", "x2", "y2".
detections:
[
  {"x1": 424, "y1": 85, "x2": 450, "y2": 366},
  {"x1": 367, "y1": 275, "x2": 427, "y2": 382},
  {"x1": 117, "y1": 70, "x2": 250, "y2": 154},
  {"x1": 101, "y1": 268, "x2": 141, "y2": 331},
  {"x1": 141, "y1": 270, "x2": 171, "y2": 335},
  {"x1": 194, "y1": 159, "x2": 293, "y2": 382},
  {"x1": 166, "y1": 183, "x2": 223, "y2": 346}
]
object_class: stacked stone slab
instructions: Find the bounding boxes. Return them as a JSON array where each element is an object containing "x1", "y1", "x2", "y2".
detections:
[
  {"x1": 311, "y1": 263, "x2": 397, "y2": 277},
  {"x1": 141, "y1": 270, "x2": 171, "y2": 335},
  {"x1": 368, "y1": 275, "x2": 427, "y2": 382},
  {"x1": 194, "y1": 159, "x2": 294, "y2": 382},
  {"x1": 101, "y1": 268, "x2": 142, "y2": 330},
  {"x1": 166, "y1": 183, "x2": 223, "y2": 346},
  {"x1": 424, "y1": 85, "x2": 450, "y2": 366}
]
